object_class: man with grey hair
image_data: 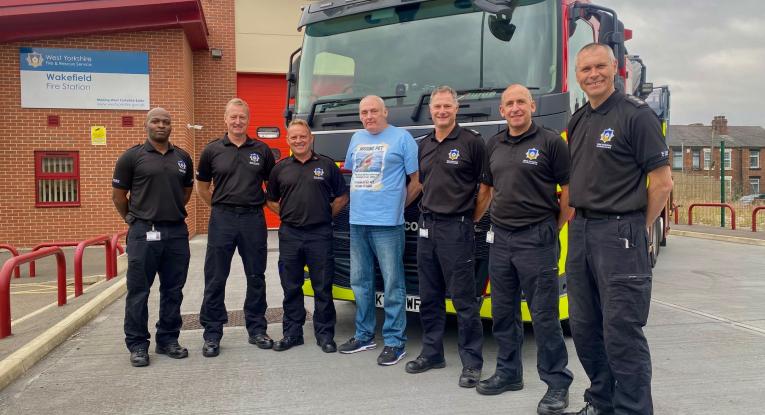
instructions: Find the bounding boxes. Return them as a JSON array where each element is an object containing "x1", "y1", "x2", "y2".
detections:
[
  {"x1": 565, "y1": 43, "x2": 672, "y2": 415},
  {"x1": 404, "y1": 86, "x2": 485, "y2": 388},
  {"x1": 196, "y1": 98, "x2": 276, "y2": 357},
  {"x1": 112, "y1": 107, "x2": 194, "y2": 367},
  {"x1": 338, "y1": 95, "x2": 421, "y2": 366}
]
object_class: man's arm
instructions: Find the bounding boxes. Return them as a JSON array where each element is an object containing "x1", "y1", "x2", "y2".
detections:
[
  {"x1": 183, "y1": 187, "x2": 193, "y2": 205},
  {"x1": 112, "y1": 188, "x2": 129, "y2": 220},
  {"x1": 473, "y1": 183, "x2": 493, "y2": 223},
  {"x1": 405, "y1": 172, "x2": 422, "y2": 207},
  {"x1": 557, "y1": 185, "x2": 573, "y2": 229},
  {"x1": 645, "y1": 165, "x2": 673, "y2": 228},
  {"x1": 196, "y1": 180, "x2": 213, "y2": 207},
  {"x1": 331, "y1": 193, "x2": 349, "y2": 217},
  {"x1": 265, "y1": 200, "x2": 280, "y2": 215}
]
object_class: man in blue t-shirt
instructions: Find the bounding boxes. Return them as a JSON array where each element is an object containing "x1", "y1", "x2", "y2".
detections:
[{"x1": 338, "y1": 95, "x2": 420, "y2": 366}]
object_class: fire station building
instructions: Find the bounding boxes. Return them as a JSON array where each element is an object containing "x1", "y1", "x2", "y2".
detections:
[{"x1": 0, "y1": 0, "x2": 308, "y2": 247}]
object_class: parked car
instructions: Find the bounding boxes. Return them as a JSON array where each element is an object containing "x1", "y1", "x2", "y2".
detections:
[{"x1": 739, "y1": 194, "x2": 765, "y2": 205}]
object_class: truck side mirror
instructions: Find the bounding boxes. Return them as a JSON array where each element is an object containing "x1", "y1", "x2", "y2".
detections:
[
  {"x1": 488, "y1": 10, "x2": 516, "y2": 42},
  {"x1": 640, "y1": 82, "x2": 654, "y2": 98}
]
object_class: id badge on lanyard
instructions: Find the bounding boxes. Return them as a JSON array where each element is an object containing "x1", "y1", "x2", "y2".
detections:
[{"x1": 146, "y1": 225, "x2": 161, "y2": 241}]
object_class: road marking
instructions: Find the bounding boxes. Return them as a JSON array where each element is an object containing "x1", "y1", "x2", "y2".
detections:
[
  {"x1": 653, "y1": 298, "x2": 765, "y2": 337},
  {"x1": 10, "y1": 275, "x2": 107, "y2": 328},
  {"x1": 671, "y1": 230, "x2": 765, "y2": 247}
]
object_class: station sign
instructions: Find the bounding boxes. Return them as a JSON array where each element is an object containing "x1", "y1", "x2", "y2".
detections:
[{"x1": 20, "y1": 47, "x2": 149, "y2": 110}]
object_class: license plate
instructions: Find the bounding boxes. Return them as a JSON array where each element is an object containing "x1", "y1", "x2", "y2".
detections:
[{"x1": 375, "y1": 292, "x2": 421, "y2": 312}]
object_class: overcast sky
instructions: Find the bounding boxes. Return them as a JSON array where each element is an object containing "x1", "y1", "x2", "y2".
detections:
[{"x1": 600, "y1": 0, "x2": 765, "y2": 127}]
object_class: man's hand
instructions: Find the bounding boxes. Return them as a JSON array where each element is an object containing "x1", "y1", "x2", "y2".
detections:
[
  {"x1": 112, "y1": 188, "x2": 129, "y2": 220},
  {"x1": 474, "y1": 184, "x2": 493, "y2": 223},
  {"x1": 405, "y1": 172, "x2": 422, "y2": 207},
  {"x1": 646, "y1": 165, "x2": 673, "y2": 228},
  {"x1": 196, "y1": 180, "x2": 213, "y2": 207}
]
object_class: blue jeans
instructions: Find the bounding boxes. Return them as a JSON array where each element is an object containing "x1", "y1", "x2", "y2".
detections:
[{"x1": 350, "y1": 224, "x2": 407, "y2": 348}]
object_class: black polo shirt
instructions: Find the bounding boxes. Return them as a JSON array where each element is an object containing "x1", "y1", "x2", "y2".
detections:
[
  {"x1": 112, "y1": 140, "x2": 194, "y2": 222},
  {"x1": 196, "y1": 134, "x2": 276, "y2": 207},
  {"x1": 418, "y1": 125, "x2": 486, "y2": 215},
  {"x1": 481, "y1": 122, "x2": 569, "y2": 229},
  {"x1": 567, "y1": 90, "x2": 669, "y2": 213},
  {"x1": 266, "y1": 153, "x2": 347, "y2": 227}
]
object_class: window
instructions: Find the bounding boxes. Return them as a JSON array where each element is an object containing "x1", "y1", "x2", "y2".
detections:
[
  {"x1": 692, "y1": 149, "x2": 700, "y2": 170},
  {"x1": 35, "y1": 151, "x2": 80, "y2": 207},
  {"x1": 567, "y1": 18, "x2": 595, "y2": 114},
  {"x1": 751, "y1": 177, "x2": 761, "y2": 194},
  {"x1": 724, "y1": 148, "x2": 732, "y2": 170},
  {"x1": 703, "y1": 148, "x2": 712, "y2": 170},
  {"x1": 751, "y1": 149, "x2": 760, "y2": 169},
  {"x1": 724, "y1": 176, "x2": 733, "y2": 199},
  {"x1": 672, "y1": 147, "x2": 683, "y2": 170}
]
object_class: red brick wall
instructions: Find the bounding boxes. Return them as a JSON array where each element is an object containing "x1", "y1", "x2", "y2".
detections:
[
  {"x1": 193, "y1": 0, "x2": 237, "y2": 234},
  {"x1": 0, "y1": 1, "x2": 236, "y2": 247}
]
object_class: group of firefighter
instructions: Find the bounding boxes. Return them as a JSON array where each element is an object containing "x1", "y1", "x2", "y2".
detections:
[{"x1": 113, "y1": 43, "x2": 673, "y2": 415}]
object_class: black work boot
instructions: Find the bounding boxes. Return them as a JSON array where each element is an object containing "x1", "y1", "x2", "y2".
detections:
[
  {"x1": 130, "y1": 348, "x2": 149, "y2": 367},
  {"x1": 538, "y1": 388, "x2": 568, "y2": 414}
]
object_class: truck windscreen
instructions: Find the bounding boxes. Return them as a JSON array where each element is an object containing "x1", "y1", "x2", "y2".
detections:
[{"x1": 297, "y1": 0, "x2": 557, "y2": 115}]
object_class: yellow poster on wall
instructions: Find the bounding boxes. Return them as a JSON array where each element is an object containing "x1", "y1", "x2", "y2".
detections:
[{"x1": 91, "y1": 126, "x2": 106, "y2": 145}]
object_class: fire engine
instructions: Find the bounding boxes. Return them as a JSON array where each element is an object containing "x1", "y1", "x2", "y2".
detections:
[{"x1": 281, "y1": 0, "x2": 665, "y2": 322}]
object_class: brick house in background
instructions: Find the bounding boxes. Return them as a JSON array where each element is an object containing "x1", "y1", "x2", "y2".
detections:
[{"x1": 667, "y1": 116, "x2": 765, "y2": 197}]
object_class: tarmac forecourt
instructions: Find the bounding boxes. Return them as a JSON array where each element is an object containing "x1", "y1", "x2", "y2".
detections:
[{"x1": 0, "y1": 229, "x2": 763, "y2": 414}]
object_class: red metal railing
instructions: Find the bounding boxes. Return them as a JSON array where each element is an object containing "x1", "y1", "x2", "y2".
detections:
[
  {"x1": 28, "y1": 241, "x2": 79, "y2": 277},
  {"x1": 0, "y1": 247, "x2": 67, "y2": 338},
  {"x1": 753, "y1": 207, "x2": 765, "y2": 232},
  {"x1": 688, "y1": 203, "x2": 736, "y2": 230},
  {"x1": 73, "y1": 235, "x2": 112, "y2": 297},
  {"x1": 0, "y1": 245, "x2": 21, "y2": 278},
  {"x1": 107, "y1": 230, "x2": 127, "y2": 279}
]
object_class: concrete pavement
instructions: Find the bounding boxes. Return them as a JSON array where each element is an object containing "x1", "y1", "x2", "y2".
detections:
[{"x1": 0, "y1": 231, "x2": 764, "y2": 414}]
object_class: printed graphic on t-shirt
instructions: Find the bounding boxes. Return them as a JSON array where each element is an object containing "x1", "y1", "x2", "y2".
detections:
[{"x1": 351, "y1": 143, "x2": 388, "y2": 191}]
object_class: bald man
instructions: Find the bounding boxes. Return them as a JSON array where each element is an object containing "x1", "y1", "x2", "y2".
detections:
[
  {"x1": 338, "y1": 95, "x2": 420, "y2": 366},
  {"x1": 112, "y1": 107, "x2": 195, "y2": 367},
  {"x1": 474, "y1": 85, "x2": 573, "y2": 413}
]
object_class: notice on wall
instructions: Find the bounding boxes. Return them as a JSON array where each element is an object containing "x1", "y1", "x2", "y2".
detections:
[
  {"x1": 20, "y1": 47, "x2": 149, "y2": 110},
  {"x1": 91, "y1": 126, "x2": 107, "y2": 146}
]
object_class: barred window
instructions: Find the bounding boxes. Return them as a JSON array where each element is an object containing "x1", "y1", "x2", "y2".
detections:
[{"x1": 35, "y1": 151, "x2": 80, "y2": 207}]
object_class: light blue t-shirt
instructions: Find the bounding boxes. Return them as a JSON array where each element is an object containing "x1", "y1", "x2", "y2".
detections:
[{"x1": 344, "y1": 125, "x2": 418, "y2": 225}]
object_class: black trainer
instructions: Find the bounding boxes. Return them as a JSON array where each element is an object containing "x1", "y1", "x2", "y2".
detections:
[
  {"x1": 538, "y1": 388, "x2": 569, "y2": 415},
  {"x1": 155, "y1": 342, "x2": 189, "y2": 359},
  {"x1": 338, "y1": 337, "x2": 377, "y2": 354},
  {"x1": 377, "y1": 346, "x2": 406, "y2": 366},
  {"x1": 476, "y1": 373, "x2": 524, "y2": 395},
  {"x1": 405, "y1": 356, "x2": 446, "y2": 374},
  {"x1": 130, "y1": 348, "x2": 149, "y2": 367},
  {"x1": 273, "y1": 336, "x2": 304, "y2": 352}
]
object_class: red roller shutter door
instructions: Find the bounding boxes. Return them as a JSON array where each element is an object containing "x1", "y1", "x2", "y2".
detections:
[{"x1": 237, "y1": 73, "x2": 288, "y2": 229}]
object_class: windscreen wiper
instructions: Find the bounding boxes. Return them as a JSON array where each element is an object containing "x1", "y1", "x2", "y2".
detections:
[{"x1": 308, "y1": 95, "x2": 405, "y2": 127}]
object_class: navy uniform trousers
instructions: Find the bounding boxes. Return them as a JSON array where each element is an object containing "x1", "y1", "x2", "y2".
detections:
[
  {"x1": 567, "y1": 211, "x2": 653, "y2": 415},
  {"x1": 277, "y1": 222, "x2": 336, "y2": 343},
  {"x1": 124, "y1": 220, "x2": 190, "y2": 352},
  {"x1": 200, "y1": 205, "x2": 269, "y2": 341},
  {"x1": 417, "y1": 213, "x2": 483, "y2": 370},
  {"x1": 488, "y1": 216, "x2": 573, "y2": 389}
]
